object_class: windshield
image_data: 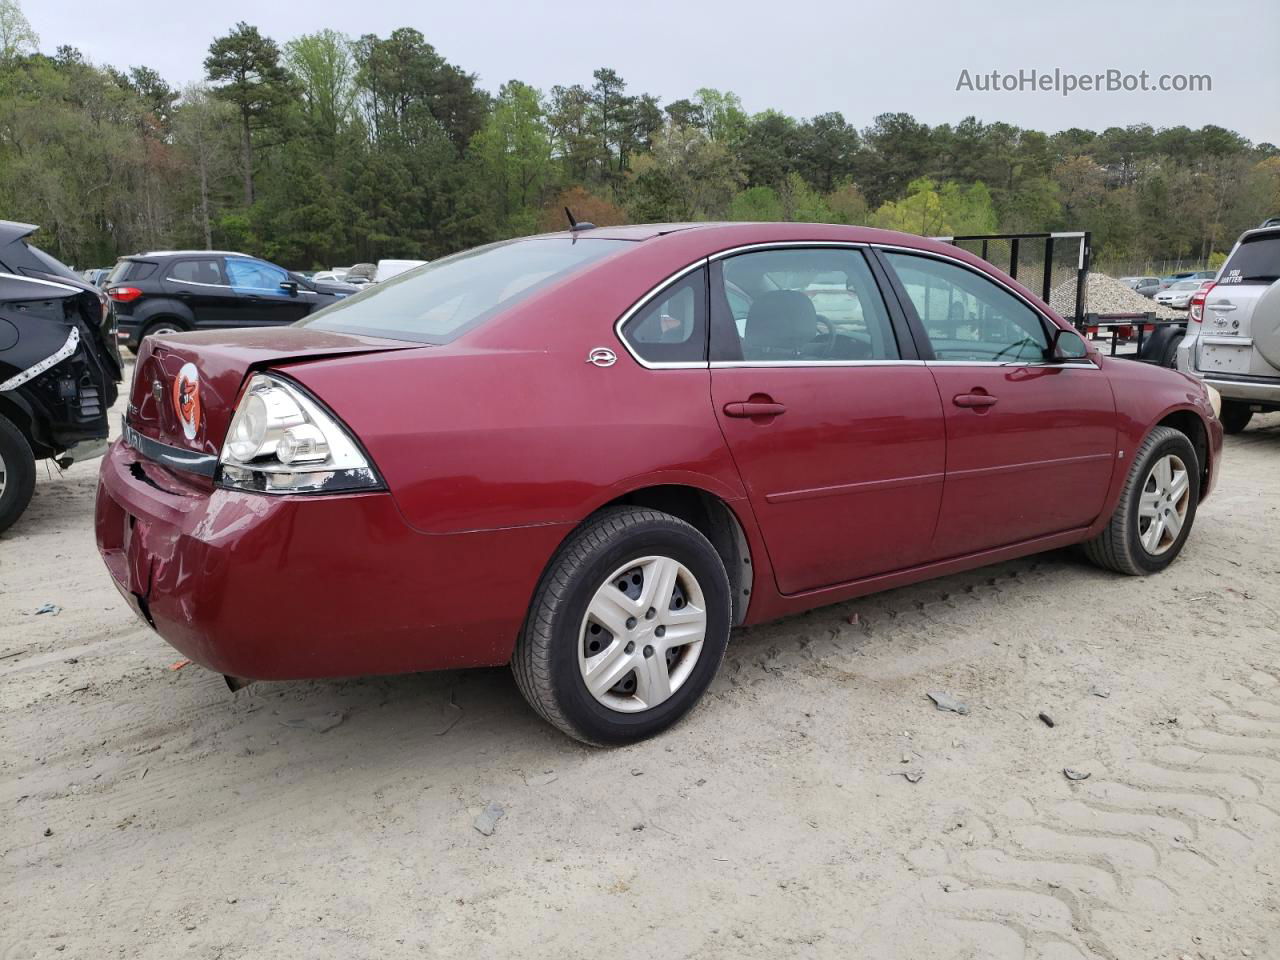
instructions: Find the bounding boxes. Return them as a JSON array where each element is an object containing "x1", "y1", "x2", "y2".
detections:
[
  {"x1": 1169, "y1": 281, "x2": 1200, "y2": 291},
  {"x1": 300, "y1": 237, "x2": 632, "y2": 344}
]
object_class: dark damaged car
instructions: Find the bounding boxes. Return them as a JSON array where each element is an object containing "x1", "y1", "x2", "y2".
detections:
[{"x1": 0, "y1": 221, "x2": 123, "y2": 532}]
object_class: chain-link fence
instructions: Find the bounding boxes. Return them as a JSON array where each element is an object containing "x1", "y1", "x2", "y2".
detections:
[{"x1": 935, "y1": 232, "x2": 1091, "y2": 326}]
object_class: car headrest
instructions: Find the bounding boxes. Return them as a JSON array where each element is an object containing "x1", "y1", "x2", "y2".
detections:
[{"x1": 743, "y1": 290, "x2": 817, "y2": 354}]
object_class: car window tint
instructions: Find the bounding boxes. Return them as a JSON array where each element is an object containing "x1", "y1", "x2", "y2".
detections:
[
  {"x1": 884, "y1": 252, "x2": 1049, "y2": 362},
  {"x1": 226, "y1": 258, "x2": 288, "y2": 294},
  {"x1": 620, "y1": 268, "x2": 707, "y2": 364},
  {"x1": 716, "y1": 248, "x2": 899, "y2": 362},
  {"x1": 1220, "y1": 234, "x2": 1280, "y2": 285},
  {"x1": 169, "y1": 259, "x2": 225, "y2": 285},
  {"x1": 302, "y1": 237, "x2": 631, "y2": 344}
]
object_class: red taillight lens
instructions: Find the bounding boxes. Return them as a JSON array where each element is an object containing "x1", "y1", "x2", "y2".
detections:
[
  {"x1": 1188, "y1": 281, "x2": 1214, "y2": 324},
  {"x1": 108, "y1": 286, "x2": 142, "y2": 303}
]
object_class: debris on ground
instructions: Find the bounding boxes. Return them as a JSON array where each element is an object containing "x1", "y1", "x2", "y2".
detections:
[
  {"x1": 526, "y1": 772, "x2": 557, "y2": 786},
  {"x1": 902, "y1": 769, "x2": 924, "y2": 783},
  {"x1": 847, "y1": 612, "x2": 860, "y2": 625},
  {"x1": 1063, "y1": 768, "x2": 1091, "y2": 781},
  {"x1": 927, "y1": 692, "x2": 969, "y2": 715},
  {"x1": 280, "y1": 711, "x2": 345, "y2": 734},
  {"x1": 43, "y1": 827, "x2": 52, "y2": 837},
  {"x1": 1089, "y1": 685, "x2": 1111, "y2": 699},
  {"x1": 1038, "y1": 712, "x2": 1056, "y2": 728},
  {"x1": 436, "y1": 694, "x2": 463, "y2": 736},
  {"x1": 473, "y1": 802, "x2": 505, "y2": 836},
  {"x1": 168, "y1": 659, "x2": 191, "y2": 671},
  {"x1": 35, "y1": 603, "x2": 61, "y2": 616}
]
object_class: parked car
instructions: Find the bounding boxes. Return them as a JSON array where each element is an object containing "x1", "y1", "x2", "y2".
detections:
[
  {"x1": 375, "y1": 258, "x2": 429, "y2": 281},
  {"x1": 312, "y1": 269, "x2": 347, "y2": 283},
  {"x1": 105, "y1": 251, "x2": 357, "y2": 353},
  {"x1": 80, "y1": 267, "x2": 112, "y2": 287},
  {"x1": 1121, "y1": 276, "x2": 1161, "y2": 298},
  {"x1": 96, "y1": 222, "x2": 1222, "y2": 744},
  {"x1": 1159, "y1": 270, "x2": 1214, "y2": 290},
  {"x1": 1, "y1": 223, "x2": 123, "y2": 532},
  {"x1": 1154, "y1": 279, "x2": 1204, "y2": 309},
  {"x1": 1177, "y1": 223, "x2": 1280, "y2": 433}
]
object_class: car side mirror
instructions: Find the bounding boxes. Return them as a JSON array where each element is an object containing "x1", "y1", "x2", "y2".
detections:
[
  {"x1": 279, "y1": 280, "x2": 299, "y2": 297},
  {"x1": 1049, "y1": 327, "x2": 1089, "y2": 361}
]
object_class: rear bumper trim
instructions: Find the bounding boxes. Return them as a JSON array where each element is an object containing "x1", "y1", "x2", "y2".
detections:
[
  {"x1": 1200, "y1": 376, "x2": 1280, "y2": 404},
  {"x1": 122, "y1": 419, "x2": 218, "y2": 477}
]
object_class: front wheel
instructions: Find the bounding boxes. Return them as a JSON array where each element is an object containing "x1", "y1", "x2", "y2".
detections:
[
  {"x1": 512, "y1": 506, "x2": 731, "y2": 745},
  {"x1": 1082, "y1": 425, "x2": 1200, "y2": 576},
  {"x1": 0, "y1": 414, "x2": 37, "y2": 535}
]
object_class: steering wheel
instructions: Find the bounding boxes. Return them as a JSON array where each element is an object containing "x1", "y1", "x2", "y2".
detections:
[{"x1": 810, "y1": 316, "x2": 839, "y2": 356}]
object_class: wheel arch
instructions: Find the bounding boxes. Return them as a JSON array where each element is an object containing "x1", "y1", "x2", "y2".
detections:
[
  {"x1": 584, "y1": 484, "x2": 755, "y2": 626},
  {"x1": 1154, "y1": 406, "x2": 1210, "y2": 501}
]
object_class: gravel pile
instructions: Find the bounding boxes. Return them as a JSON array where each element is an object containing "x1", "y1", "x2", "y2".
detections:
[{"x1": 1048, "y1": 273, "x2": 1181, "y2": 320}]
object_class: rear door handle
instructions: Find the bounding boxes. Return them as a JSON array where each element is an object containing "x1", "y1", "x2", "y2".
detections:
[
  {"x1": 953, "y1": 393, "x2": 998, "y2": 408},
  {"x1": 723, "y1": 401, "x2": 787, "y2": 418}
]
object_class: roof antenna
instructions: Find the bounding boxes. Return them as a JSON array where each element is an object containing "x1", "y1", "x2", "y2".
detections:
[{"x1": 564, "y1": 207, "x2": 596, "y2": 232}]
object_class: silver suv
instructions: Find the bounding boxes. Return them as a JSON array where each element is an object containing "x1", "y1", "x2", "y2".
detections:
[{"x1": 1177, "y1": 224, "x2": 1280, "y2": 433}]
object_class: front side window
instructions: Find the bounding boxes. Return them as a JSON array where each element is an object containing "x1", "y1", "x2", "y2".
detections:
[
  {"x1": 884, "y1": 252, "x2": 1049, "y2": 362},
  {"x1": 226, "y1": 258, "x2": 288, "y2": 295},
  {"x1": 618, "y1": 268, "x2": 707, "y2": 364},
  {"x1": 714, "y1": 247, "x2": 899, "y2": 362},
  {"x1": 169, "y1": 258, "x2": 225, "y2": 285},
  {"x1": 302, "y1": 237, "x2": 631, "y2": 344}
]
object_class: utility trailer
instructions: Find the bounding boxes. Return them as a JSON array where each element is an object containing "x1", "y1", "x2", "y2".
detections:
[{"x1": 936, "y1": 230, "x2": 1187, "y2": 366}]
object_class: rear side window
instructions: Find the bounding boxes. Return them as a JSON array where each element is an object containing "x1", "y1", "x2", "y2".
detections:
[
  {"x1": 302, "y1": 237, "x2": 631, "y2": 344},
  {"x1": 108, "y1": 260, "x2": 156, "y2": 283},
  {"x1": 619, "y1": 268, "x2": 707, "y2": 365},
  {"x1": 1220, "y1": 235, "x2": 1280, "y2": 285},
  {"x1": 168, "y1": 259, "x2": 225, "y2": 285},
  {"x1": 714, "y1": 247, "x2": 899, "y2": 362}
]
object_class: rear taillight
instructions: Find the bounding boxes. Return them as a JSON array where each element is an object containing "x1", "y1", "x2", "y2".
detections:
[
  {"x1": 218, "y1": 373, "x2": 381, "y2": 494},
  {"x1": 1188, "y1": 281, "x2": 1214, "y2": 324},
  {"x1": 108, "y1": 286, "x2": 142, "y2": 303}
]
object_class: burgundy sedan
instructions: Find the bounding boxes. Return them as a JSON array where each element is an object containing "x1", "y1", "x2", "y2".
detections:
[{"x1": 96, "y1": 223, "x2": 1222, "y2": 744}]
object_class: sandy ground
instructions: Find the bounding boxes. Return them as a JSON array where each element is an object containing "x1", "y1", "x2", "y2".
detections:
[{"x1": 2, "y1": 372, "x2": 1278, "y2": 960}]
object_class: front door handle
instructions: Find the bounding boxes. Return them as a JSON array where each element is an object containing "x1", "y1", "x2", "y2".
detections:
[
  {"x1": 953, "y1": 393, "x2": 998, "y2": 409},
  {"x1": 723, "y1": 401, "x2": 787, "y2": 418}
]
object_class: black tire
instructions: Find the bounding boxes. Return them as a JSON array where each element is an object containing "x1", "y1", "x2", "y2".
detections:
[
  {"x1": 1082, "y1": 425, "x2": 1200, "y2": 576},
  {"x1": 1219, "y1": 401, "x2": 1253, "y2": 435},
  {"x1": 0, "y1": 413, "x2": 37, "y2": 535},
  {"x1": 512, "y1": 506, "x2": 732, "y2": 745}
]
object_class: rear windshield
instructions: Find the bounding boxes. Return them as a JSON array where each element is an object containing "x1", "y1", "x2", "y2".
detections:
[
  {"x1": 300, "y1": 237, "x2": 632, "y2": 344},
  {"x1": 1221, "y1": 234, "x2": 1280, "y2": 285}
]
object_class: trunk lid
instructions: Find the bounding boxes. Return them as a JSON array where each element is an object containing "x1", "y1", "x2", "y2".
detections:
[{"x1": 127, "y1": 327, "x2": 422, "y2": 456}]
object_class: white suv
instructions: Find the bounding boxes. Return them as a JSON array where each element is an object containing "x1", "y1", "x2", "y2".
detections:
[{"x1": 1177, "y1": 224, "x2": 1280, "y2": 433}]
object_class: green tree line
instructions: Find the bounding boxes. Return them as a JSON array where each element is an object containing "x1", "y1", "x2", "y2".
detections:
[{"x1": 1, "y1": 1, "x2": 1276, "y2": 273}]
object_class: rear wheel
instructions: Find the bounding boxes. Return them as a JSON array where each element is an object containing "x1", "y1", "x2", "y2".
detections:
[
  {"x1": 1219, "y1": 401, "x2": 1253, "y2": 435},
  {"x1": 133, "y1": 319, "x2": 187, "y2": 352},
  {"x1": 0, "y1": 414, "x2": 36, "y2": 535},
  {"x1": 512, "y1": 506, "x2": 731, "y2": 745},
  {"x1": 1082, "y1": 425, "x2": 1199, "y2": 576}
]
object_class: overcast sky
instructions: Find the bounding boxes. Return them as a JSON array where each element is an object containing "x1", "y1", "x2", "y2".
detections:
[{"x1": 26, "y1": 0, "x2": 1280, "y2": 144}]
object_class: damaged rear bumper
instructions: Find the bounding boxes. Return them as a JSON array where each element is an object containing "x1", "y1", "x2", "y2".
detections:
[{"x1": 94, "y1": 439, "x2": 567, "y2": 680}]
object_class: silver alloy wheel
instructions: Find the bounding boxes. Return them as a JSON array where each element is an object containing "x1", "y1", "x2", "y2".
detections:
[
  {"x1": 0, "y1": 447, "x2": 6, "y2": 499},
  {"x1": 146, "y1": 324, "x2": 181, "y2": 338},
  {"x1": 578, "y1": 555, "x2": 707, "y2": 713},
  {"x1": 1138, "y1": 453, "x2": 1190, "y2": 555}
]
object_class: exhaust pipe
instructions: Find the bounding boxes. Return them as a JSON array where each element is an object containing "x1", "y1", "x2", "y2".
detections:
[{"x1": 224, "y1": 674, "x2": 253, "y2": 693}]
